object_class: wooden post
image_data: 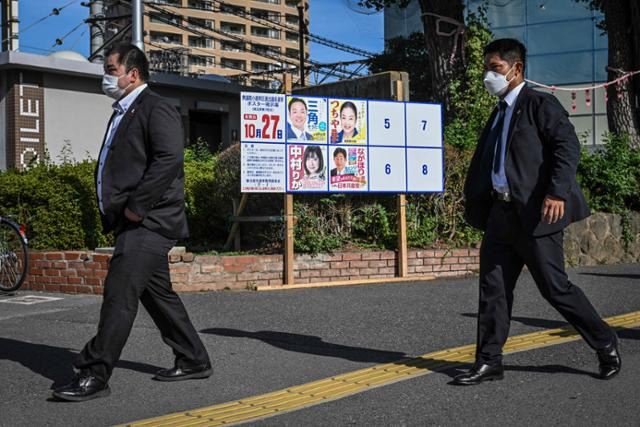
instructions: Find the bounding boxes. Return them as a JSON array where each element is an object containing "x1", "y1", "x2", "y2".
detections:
[
  {"x1": 283, "y1": 73, "x2": 295, "y2": 285},
  {"x1": 396, "y1": 79, "x2": 408, "y2": 277},
  {"x1": 224, "y1": 193, "x2": 249, "y2": 250}
]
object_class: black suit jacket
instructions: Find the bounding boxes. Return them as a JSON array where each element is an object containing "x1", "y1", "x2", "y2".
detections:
[
  {"x1": 463, "y1": 85, "x2": 590, "y2": 236},
  {"x1": 95, "y1": 88, "x2": 189, "y2": 239}
]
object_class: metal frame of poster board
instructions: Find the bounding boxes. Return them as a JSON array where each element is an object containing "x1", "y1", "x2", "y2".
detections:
[{"x1": 241, "y1": 94, "x2": 444, "y2": 195}]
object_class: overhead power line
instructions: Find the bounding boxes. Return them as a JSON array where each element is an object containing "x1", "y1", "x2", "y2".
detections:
[
  {"x1": 2, "y1": 0, "x2": 81, "y2": 48},
  {"x1": 207, "y1": 0, "x2": 376, "y2": 58},
  {"x1": 141, "y1": 2, "x2": 361, "y2": 81}
]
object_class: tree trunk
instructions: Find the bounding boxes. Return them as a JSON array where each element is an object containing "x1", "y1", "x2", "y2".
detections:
[
  {"x1": 603, "y1": 0, "x2": 640, "y2": 148},
  {"x1": 418, "y1": 0, "x2": 465, "y2": 122}
]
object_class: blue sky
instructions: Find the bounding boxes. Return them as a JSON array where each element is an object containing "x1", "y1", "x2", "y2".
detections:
[{"x1": 14, "y1": 0, "x2": 384, "y2": 65}]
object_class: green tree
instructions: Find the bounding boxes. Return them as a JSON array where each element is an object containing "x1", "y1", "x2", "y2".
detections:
[
  {"x1": 576, "y1": 0, "x2": 640, "y2": 147},
  {"x1": 367, "y1": 32, "x2": 433, "y2": 101},
  {"x1": 360, "y1": 0, "x2": 466, "y2": 121}
]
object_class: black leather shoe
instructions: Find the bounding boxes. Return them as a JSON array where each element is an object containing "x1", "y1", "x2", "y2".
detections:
[
  {"x1": 153, "y1": 362, "x2": 212, "y2": 382},
  {"x1": 52, "y1": 373, "x2": 110, "y2": 402},
  {"x1": 453, "y1": 363, "x2": 504, "y2": 385},
  {"x1": 597, "y1": 336, "x2": 621, "y2": 380}
]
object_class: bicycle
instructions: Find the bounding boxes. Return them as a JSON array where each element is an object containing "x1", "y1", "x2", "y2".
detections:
[{"x1": 0, "y1": 216, "x2": 29, "y2": 293}]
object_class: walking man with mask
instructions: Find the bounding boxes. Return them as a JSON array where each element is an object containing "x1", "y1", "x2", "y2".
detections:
[
  {"x1": 457, "y1": 38, "x2": 620, "y2": 385},
  {"x1": 53, "y1": 44, "x2": 211, "y2": 401}
]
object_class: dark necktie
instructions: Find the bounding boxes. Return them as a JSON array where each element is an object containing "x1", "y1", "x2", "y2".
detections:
[{"x1": 490, "y1": 100, "x2": 508, "y2": 174}]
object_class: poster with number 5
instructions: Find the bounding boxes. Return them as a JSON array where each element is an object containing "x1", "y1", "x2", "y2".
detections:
[{"x1": 241, "y1": 92, "x2": 286, "y2": 143}]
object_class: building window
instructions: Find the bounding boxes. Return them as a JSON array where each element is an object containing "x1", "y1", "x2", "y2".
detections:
[
  {"x1": 189, "y1": 55, "x2": 215, "y2": 67},
  {"x1": 150, "y1": 31, "x2": 183, "y2": 45},
  {"x1": 285, "y1": 0, "x2": 299, "y2": 8},
  {"x1": 186, "y1": 17, "x2": 213, "y2": 30},
  {"x1": 251, "y1": 61, "x2": 277, "y2": 72},
  {"x1": 254, "y1": 0, "x2": 281, "y2": 4},
  {"x1": 220, "y1": 21, "x2": 246, "y2": 35},
  {"x1": 147, "y1": 0, "x2": 181, "y2": 5},
  {"x1": 187, "y1": 0, "x2": 214, "y2": 11},
  {"x1": 251, "y1": 79, "x2": 272, "y2": 89},
  {"x1": 221, "y1": 58, "x2": 246, "y2": 71},
  {"x1": 220, "y1": 4, "x2": 245, "y2": 15},
  {"x1": 221, "y1": 41, "x2": 244, "y2": 52},
  {"x1": 149, "y1": 12, "x2": 181, "y2": 26},
  {"x1": 251, "y1": 26, "x2": 280, "y2": 39},
  {"x1": 285, "y1": 48, "x2": 299, "y2": 59},
  {"x1": 285, "y1": 13, "x2": 298, "y2": 26},
  {"x1": 188, "y1": 36, "x2": 213, "y2": 49},
  {"x1": 251, "y1": 8, "x2": 281, "y2": 23},
  {"x1": 285, "y1": 31, "x2": 298, "y2": 42},
  {"x1": 252, "y1": 43, "x2": 280, "y2": 56}
]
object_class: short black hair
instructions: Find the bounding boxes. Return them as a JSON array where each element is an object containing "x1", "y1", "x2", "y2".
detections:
[
  {"x1": 483, "y1": 38, "x2": 526, "y2": 72},
  {"x1": 105, "y1": 44, "x2": 150, "y2": 82},
  {"x1": 288, "y1": 97, "x2": 307, "y2": 112},
  {"x1": 333, "y1": 147, "x2": 347, "y2": 159}
]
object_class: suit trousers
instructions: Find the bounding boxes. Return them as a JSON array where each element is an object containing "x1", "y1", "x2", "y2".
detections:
[
  {"x1": 476, "y1": 201, "x2": 614, "y2": 365},
  {"x1": 74, "y1": 225, "x2": 210, "y2": 383}
]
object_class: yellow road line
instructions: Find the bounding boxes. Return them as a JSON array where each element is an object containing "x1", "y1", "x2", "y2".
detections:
[{"x1": 120, "y1": 311, "x2": 640, "y2": 427}]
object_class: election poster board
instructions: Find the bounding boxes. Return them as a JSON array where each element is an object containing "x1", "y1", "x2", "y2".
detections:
[{"x1": 240, "y1": 92, "x2": 443, "y2": 194}]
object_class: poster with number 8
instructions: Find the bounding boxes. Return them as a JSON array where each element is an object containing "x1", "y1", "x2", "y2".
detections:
[{"x1": 241, "y1": 92, "x2": 286, "y2": 143}]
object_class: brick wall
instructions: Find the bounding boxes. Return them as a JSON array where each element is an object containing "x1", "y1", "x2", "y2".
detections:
[{"x1": 22, "y1": 248, "x2": 480, "y2": 294}]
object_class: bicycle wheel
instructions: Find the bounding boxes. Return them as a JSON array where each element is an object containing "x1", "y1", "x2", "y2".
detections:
[{"x1": 0, "y1": 219, "x2": 28, "y2": 292}]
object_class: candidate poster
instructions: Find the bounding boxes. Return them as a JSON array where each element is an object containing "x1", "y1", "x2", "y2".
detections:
[
  {"x1": 288, "y1": 144, "x2": 328, "y2": 191},
  {"x1": 329, "y1": 146, "x2": 367, "y2": 191},
  {"x1": 241, "y1": 92, "x2": 286, "y2": 143},
  {"x1": 285, "y1": 96, "x2": 328, "y2": 143},
  {"x1": 241, "y1": 143, "x2": 286, "y2": 193},
  {"x1": 329, "y1": 98, "x2": 367, "y2": 144}
]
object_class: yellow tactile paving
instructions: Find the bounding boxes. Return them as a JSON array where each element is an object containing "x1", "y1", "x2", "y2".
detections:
[{"x1": 120, "y1": 310, "x2": 640, "y2": 427}]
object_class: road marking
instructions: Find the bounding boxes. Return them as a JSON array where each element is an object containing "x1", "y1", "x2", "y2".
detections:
[
  {"x1": 120, "y1": 310, "x2": 640, "y2": 427},
  {"x1": 0, "y1": 295, "x2": 63, "y2": 305}
]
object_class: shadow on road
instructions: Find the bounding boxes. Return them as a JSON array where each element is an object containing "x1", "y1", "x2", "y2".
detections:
[
  {"x1": 579, "y1": 272, "x2": 640, "y2": 280},
  {"x1": 201, "y1": 328, "x2": 406, "y2": 363},
  {"x1": 0, "y1": 337, "x2": 162, "y2": 388},
  {"x1": 461, "y1": 313, "x2": 640, "y2": 340}
]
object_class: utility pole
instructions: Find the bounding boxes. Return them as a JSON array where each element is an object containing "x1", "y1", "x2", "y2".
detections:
[
  {"x1": 297, "y1": 3, "x2": 306, "y2": 87},
  {"x1": 88, "y1": 0, "x2": 105, "y2": 63},
  {"x1": 1, "y1": 0, "x2": 20, "y2": 52},
  {"x1": 131, "y1": 0, "x2": 143, "y2": 50}
]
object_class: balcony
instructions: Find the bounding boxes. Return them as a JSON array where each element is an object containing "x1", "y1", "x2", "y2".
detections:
[
  {"x1": 188, "y1": 36, "x2": 213, "y2": 49},
  {"x1": 150, "y1": 31, "x2": 183, "y2": 45},
  {"x1": 188, "y1": 0, "x2": 214, "y2": 11},
  {"x1": 251, "y1": 26, "x2": 280, "y2": 40},
  {"x1": 220, "y1": 22, "x2": 246, "y2": 35},
  {"x1": 186, "y1": 17, "x2": 213, "y2": 30},
  {"x1": 220, "y1": 58, "x2": 246, "y2": 71}
]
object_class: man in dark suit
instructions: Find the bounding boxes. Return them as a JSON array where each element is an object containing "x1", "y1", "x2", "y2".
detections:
[
  {"x1": 53, "y1": 44, "x2": 211, "y2": 401},
  {"x1": 456, "y1": 38, "x2": 620, "y2": 385}
]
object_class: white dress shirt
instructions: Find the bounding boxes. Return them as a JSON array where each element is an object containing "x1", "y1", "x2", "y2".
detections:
[
  {"x1": 491, "y1": 81, "x2": 525, "y2": 194},
  {"x1": 97, "y1": 84, "x2": 148, "y2": 214}
]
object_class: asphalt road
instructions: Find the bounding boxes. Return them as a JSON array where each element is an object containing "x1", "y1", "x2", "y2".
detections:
[{"x1": 0, "y1": 263, "x2": 638, "y2": 426}]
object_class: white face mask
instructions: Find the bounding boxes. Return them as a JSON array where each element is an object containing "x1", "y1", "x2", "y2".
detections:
[
  {"x1": 483, "y1": 64, "x2": 517, "y2": 97},
  {"x1": 101, "y1": 72, "x2": 131, "y2": 100}
]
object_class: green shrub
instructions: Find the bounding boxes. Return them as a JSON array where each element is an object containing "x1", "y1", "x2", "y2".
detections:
[
  {"x1": 0, "y1": 160, "x2": 111, "y2": 250},
  {"x1": 577, "y1": 133, "x2": 640, "y2": 213}
]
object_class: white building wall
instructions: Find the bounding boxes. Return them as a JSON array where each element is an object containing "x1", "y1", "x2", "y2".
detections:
[{"x1": 43, "y1": 74, "x2": 112, "y2": 162}]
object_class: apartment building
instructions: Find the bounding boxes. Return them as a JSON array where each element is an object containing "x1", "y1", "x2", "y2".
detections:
[{"x1": 116, "y1": 0, "x2": 311, "y2": 89}]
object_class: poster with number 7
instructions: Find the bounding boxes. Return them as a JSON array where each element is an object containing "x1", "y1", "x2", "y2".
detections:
[
  {"x1": 405, "y1": 103, "x2": 442, "y2": 148},
  {"x1": 241, "y1": 92, "x2": 286, "y2": 143}
]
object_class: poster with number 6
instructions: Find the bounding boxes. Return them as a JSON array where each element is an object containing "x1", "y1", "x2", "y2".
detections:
[{"x1": 241, "y1": 92, "x2": 286, "y2": 143}]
